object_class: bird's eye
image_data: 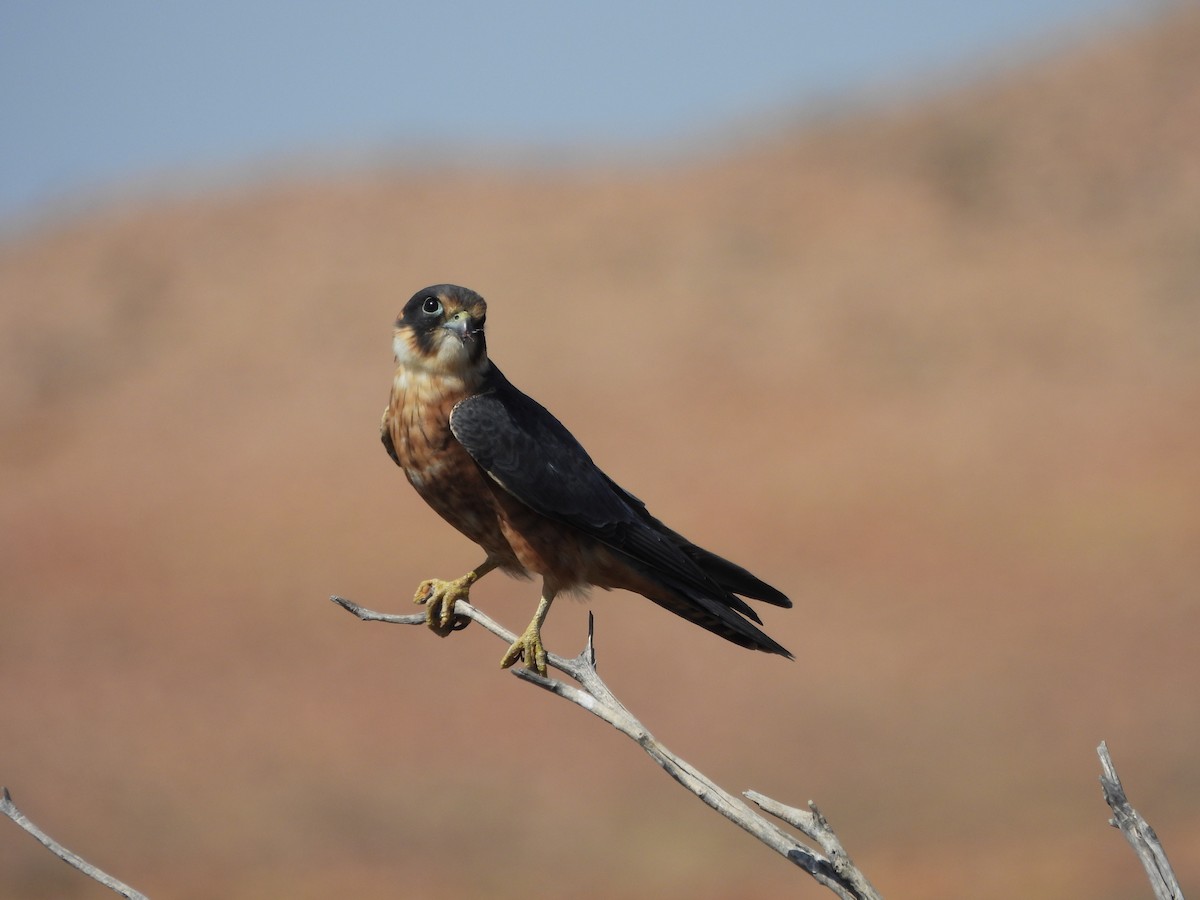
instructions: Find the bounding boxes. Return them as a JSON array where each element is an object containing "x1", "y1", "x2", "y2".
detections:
[{"x1": 421, "y1": 297, "x2": 443, "y2": 316}]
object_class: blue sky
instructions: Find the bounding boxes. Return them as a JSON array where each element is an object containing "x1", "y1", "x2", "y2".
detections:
[{"x1": 0, "y1": 1, "x2": 1143, "y2": 226}]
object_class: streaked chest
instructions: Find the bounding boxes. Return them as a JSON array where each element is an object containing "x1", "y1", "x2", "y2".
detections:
[
  {"x1": 386, "y1": 368, "x2": 471, "y2": 485},
  {"x1": 385, "y1": 365, "x2": 514, "y2": 554}
]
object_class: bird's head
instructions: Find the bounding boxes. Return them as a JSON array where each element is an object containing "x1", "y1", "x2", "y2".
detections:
[{"x1": 393, "y1": 284, "x2": 488, "y2": 376}]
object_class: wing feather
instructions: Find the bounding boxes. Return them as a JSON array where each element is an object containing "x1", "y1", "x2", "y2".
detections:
[
  {"x1": 448, "y1": 367, "x2": 639, "y2": 534},
  {"x1": 449, "y1": 364, "x2": 790, "y2": 656}
]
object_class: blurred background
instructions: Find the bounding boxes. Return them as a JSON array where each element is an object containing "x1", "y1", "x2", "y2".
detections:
[{"x1": 2, "y1": 2, "x2": 1198, "y2": 898}]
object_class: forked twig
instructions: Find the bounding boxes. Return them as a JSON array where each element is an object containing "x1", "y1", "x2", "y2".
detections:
[
  {"x1": 1097, "y1": 742, "x2": 1183, "y2": 900},
  {"x1": 0, "y1": 787, "x2": 149, "y2": 900},
  {"x1": 331, "y1": 594, "x2": 883, "y2": 900}
]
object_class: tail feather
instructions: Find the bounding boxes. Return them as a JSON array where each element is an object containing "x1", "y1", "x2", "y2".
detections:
[
  {"x1": 648, "y1": 582, "x2": 793, "y2": 658},
  {"x1": 680, "y1": 544, "x2": 791, "y2": 608},
  {"x1": 602, "y1": 474, "x2": 791, "y2": 609},
  {"x1": 600, "y1": 474, "x2": 791, "y2": 656},
  {"x1": 625, "y1": 564, "x2": 792, "y2": 658}
]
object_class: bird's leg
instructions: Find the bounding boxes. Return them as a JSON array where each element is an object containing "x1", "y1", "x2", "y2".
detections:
[
  {"x1": 414, "y1": 558, "x2": 498, "y2": 636},
  {"x1": 499, "y1": 592, "x2": 556, "y2": 675}
]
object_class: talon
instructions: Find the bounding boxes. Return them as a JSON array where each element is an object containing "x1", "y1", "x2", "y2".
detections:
[
  {"x1": 412, "y1": 573, "x2": 478, "y2": 636},
  {"x1": 500, "y1": 594, "x2": 555, "y2": 675},
  {"x1": 499, "y1": 644, "x2": 520, "y2": 669},
  {"x1": 500, "y1": 623, "x2": 548, "y2": 675}
]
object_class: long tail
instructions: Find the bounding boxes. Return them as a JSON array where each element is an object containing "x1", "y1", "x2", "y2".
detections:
[
  {"x1": 602, "y1": 475, "x2": 792, "y2": 609},
  {"x1": 646, "y1": 575, "x2": 793, "y2": 658},
  {"x1": 677, "y1": 542, "x2": 791, "y2": 608},
  {"x1": 601, "y1": 475, "x2": 792, "y2": 656}
]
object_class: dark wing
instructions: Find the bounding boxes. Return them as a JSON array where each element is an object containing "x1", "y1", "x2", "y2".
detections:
[
  {"x1": 450, "y1": 372, "x2": 634, "y2": 534},
  {"x1": 449, "y1": 364, "x2": 790, "y2": 656},
  {"x1": 601, "y1": 476, "x2": 791, "y2": 609}
]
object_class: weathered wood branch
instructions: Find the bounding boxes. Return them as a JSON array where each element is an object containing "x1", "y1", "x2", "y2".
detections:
[
  {"x1": 745, "y1": 792, "x2": 878, "y2": 898},
  {"x1": 331, "y1": 593, "x2": 883, "y2": 900},
  {"x1": 0, "y1": 787, "x2": 149, "y2": 900},
  {"x1": 1097, "y1": 741, "x2": 1184, "y2": 900}
]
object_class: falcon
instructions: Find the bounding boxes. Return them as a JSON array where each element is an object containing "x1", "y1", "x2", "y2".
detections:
[{"x1": 381, "y1": 284, "x2": 791, "y2": 674}]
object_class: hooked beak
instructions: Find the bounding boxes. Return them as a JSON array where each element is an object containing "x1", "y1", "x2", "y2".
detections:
[{"x1": 442, "y1": 310, "x2": 480, "y2": 343}]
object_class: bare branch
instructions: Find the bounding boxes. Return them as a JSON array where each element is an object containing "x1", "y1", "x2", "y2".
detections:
[
  {"x1": 1097, "y1": 742, "x2": 1183, "y2": 900},
  {"x1": 331, "y1": 594, "x2": 883, "y2": 899},
  {"x1": 745, "y1": 792, "x2": 878, "y2": 899},
  {"x1": 1, "y1": 787, "x2": 149, "y2": 900}
]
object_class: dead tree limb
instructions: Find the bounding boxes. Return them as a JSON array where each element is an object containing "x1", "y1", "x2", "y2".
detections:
[
  {"x1": 331, "y1": 594, "x2": 883, "y2": 900},
  {"x1": 0, "y1": 787, "x2": 149, "y2": 900},
  {"x1": 1097, "y1": 741, "x2": 1183, "y2": 900}
]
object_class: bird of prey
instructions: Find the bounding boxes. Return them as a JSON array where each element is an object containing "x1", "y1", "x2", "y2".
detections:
[{"x1": 381, "y1": 284, "x2": 791, "y2": 674}]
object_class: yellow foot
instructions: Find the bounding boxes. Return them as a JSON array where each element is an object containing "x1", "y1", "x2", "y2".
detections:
[
  {"x1": 499, "y1": 621, "x2": 548, "y2": 675},
  {"x1": 500, "y1": 595, "x2": 555, "y2": 675},
  {"x1": 413, "y1": 574, "x2": 476, "y2": 637}
]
